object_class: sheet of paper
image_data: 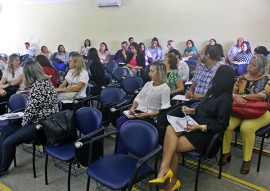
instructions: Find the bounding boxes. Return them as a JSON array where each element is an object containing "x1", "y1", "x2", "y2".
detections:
[
  {"x1": 167, "y1": 115, "x2": 198, "y2": 132},
  {"x1": 123, "y1": 110, "x2": 137, "y2": 119},
  {"x1": 172, "y1": 95, "x2": 190, "y2": 101},
  {"x1": 0, "y1": 112, "x2": 24, "y2": 120}
]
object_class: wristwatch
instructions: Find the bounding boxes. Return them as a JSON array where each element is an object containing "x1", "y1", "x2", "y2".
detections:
[
  {"x1": 242, "y1": 94, "x2": 247, "y2": 99},
  {"x1": 201, "y1": 125, "x2": 207, "y2": 132}
]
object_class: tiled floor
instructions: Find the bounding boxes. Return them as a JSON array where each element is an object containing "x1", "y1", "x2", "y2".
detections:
[{"x1": 1, "y1": 136, "x2": 269, "y2": 191}]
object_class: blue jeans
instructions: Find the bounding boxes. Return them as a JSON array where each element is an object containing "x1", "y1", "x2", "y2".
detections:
[{"x1": 0, "y1": 123, "x2": 36, "y2": 171}]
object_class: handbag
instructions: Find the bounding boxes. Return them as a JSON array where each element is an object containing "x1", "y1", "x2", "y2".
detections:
[
  {"x1": 232, "y1": 100, "x2": 270, "y2": 119},
  {"x1": 39, "y1": 110, "x2": 77, "y2": 146}
]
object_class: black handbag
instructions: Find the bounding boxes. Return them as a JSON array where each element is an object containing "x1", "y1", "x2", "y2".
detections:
[{"x1": 39, "y1": 110, "x2": 78, "y2": 146}]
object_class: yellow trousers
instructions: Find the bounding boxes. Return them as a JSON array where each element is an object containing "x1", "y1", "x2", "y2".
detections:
[{"x1": 223, "y1": 111, "x2": 270, "y2": 161}]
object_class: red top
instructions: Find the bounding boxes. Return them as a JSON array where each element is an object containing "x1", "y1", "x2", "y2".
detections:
[
  {"x1": 129, "y1": 58, "x2": 137, "y2": 67},
  {"x1": 42, "y1": 66, "x2": 58, "y2": 87}
]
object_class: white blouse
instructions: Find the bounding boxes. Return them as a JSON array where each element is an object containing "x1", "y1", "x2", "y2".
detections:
[{"x1": 134, "y1": 81, "x2": 171, "y2": 113}]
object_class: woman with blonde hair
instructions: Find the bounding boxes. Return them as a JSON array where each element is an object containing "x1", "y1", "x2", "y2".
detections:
[
  {"x1": 56, "y1": 52, "x2": 89, "y2": 99},
  {"x1": 0, "y1": 59, "x2": 58, "y2": 176},
  {"x1": 116, "y1": 62, "x2": 171, "y2": 153},
  {"x1": 0, "y1": 54, "x2": 23, "y2": 114}
]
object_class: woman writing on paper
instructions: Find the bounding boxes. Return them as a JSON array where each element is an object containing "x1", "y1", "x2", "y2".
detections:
[
  {"x1": 149, "y1": 65, "x2": 235, "y2": 191},
  {"x1": 116, "y1": 62, "x2": 171, "y2": 153}
]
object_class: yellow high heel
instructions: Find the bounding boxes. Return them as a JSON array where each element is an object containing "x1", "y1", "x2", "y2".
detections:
[
  {"x1": 149, "y1": 169, "x2": 173, "y2": 184},
  {"x1": 171, "y1": 179, "x2": 181, "y2": 191}
]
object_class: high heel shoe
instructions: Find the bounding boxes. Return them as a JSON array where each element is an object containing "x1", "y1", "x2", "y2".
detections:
[
  {"x1": 149, "y1": 169, "x2": 173, "y2": 184},
  {"x1": 240, "y1": 160, "x2": 250, "y2": 175},
  {"x1": 218, "y1": 153, "x2": 231, "y2": 166},
  {"x1": 171, "y1": 179, "x2": 181, "y2": 191}
]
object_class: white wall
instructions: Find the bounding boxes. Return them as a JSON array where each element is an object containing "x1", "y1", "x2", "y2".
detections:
[{"x1": 0, "y1": 0, "x2": 270, "y2": 56}]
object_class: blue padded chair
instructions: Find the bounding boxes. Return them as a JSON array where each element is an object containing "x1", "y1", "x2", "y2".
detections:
[
  {"x1": 185, "y1": 60, "x2": 197, "y2": 80},
  {"x1": 105, "y1": 61, "x2": 119, "y2": 74},
  {"x1": 182, "y1": 133, "x2": 223, "y2": 191},
  {"x1": 121, "y1": 76, "x2": 143, "y2": 104},
  {"x1": 41, "y1": 107, "x2": 103, "y2": 191},
  {"x1": 235, "y1": 63, "x2": 248, "y2": 76},
  {"x1": 82, "y1": 120, "x2": 162, "y2": 191},
  {"x1": 188, "y1": 56, "x2": 199, "y2": 62},
  {"x1": 112, "y1": 67, "x2": 130, "y2": 83},
  {"x1": 234, "y1": 123, "x2": 270, "y2": 172}
]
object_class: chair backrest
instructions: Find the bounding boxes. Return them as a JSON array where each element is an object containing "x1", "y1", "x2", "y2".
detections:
[
  {"x1": 236, "y1": 63, "x2": 248, "y2": 76},
  {"x1": 121, "y1": 76, "x2": 143, "y2": 95},
  {"x1": 99, "y1": 87, "x2": 125, "y2": 106},
  {"x1": 204, "y1": 133, "x2": 222, "y2": 159},
  {"x1": 8, "y1": 94, "x2": 28, "y2": 112},
  {"x1": 119, "y1": 120, "x2": 159, "y2": 157},
  {"x1": 188, "y1": 56, "x2": 199, "y2": 62},
  {"x1": 105, "y1": 61, "x2": 119, "y2": 74},
  {"x1": 75, "y1": 107, "x2": 102, "y2": 135},
  {"x1": 112, "y1": 67, "x2": 130, "y2": 82},
  {"x1": 185, "y1": 60, "x2": 197, "y2": 68}
]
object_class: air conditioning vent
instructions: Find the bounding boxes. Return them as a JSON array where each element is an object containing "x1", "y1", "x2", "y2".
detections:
[{"x1": 97, "y1": 0, "x2": 121, "y2": 7}]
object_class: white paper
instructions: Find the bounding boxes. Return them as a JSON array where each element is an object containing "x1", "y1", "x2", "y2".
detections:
[
  {"x1": 0, "y1": 112, "x2": 24, "y2": 120},
  {"x1": 172, "y1": 95, "x2": 190, "y2": 101},
  {"x1": 123, "y1": 110, "x2": 137, "y2": 119},
  {"x1": 167, "y1": 115, "x2": 198, "y2": 132}
]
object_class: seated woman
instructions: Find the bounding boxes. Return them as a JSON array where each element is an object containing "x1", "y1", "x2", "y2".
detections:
[
  {"x1": 164, "y1": 53, "x2": 184, "y2": 96},
  {"x1": 56, "y1": 52, "x2": 89, "y2": 100},
  {"x1": 80, "y1": 39, "x2": 91, "y2": 60},
  {"x1": 139, "y1": 42, "x2": 152, "y2": 67},
  {"x1": 230, "y1": 41, "x2": 253, "y2": 65},
  {"x1": 149, "y1": 65, "x2": 235, "y2": 190},
  {"x1": 98, "y1": 42, "x2": 110, "y2": 65},
  {"x1": 125, "y1": 42, "x2": 145, "y2": 76},
  {"x1": 116, "y1": 62, "x2": 170, "y2": 153},
  {"x1": 0, "y1": 59, "x2": 59, "y2": 176},
  {"x1": 0, "y1": 54, "x2": 23, "y2": 114},
  {"x1": 40, "y1": 45, "x2": 52, "y2": 60},
  {"x1": 222, "y1": 54, "x2": 270, "y2": 175},
  {"x1": 183, "y1": 39, "x2": 198, "y2": 57},
  {"x1": 35, "y1": 55, "x2": 58, "y2": 88},
  {"x1": 87, "y1": 48, "x2": 106, "y2": 95},
  {"x1": 52, "y1": 44, "x2": 69, "y2": 71}
]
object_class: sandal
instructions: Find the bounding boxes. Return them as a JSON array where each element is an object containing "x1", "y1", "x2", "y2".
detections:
[
  {"x1": 218, "y1": 153, "x2": 231, "y2": 166},
  {"x1": 240, "y1": 160, "x2": 250, "y2": 175}
]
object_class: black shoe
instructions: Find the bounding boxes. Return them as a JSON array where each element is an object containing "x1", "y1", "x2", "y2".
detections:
[{"x1": 0, "y1": 169, "x2": 9, "y2": 177}]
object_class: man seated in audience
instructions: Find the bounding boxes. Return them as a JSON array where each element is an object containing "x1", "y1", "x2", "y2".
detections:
[
  {"x1": 147, "y1": 37, "x2": 162, "y2": 61},
  {"x1": 21, "y1": 42, "x2": 35, "y2": 57},
  {"x1": 168, "y1": 49, "x2": 189, "y2": 82},
  {"x1": 226, "y1": 37, "x2": 244, "y2": 63},
  {"x1": 112, "y1": 41, "x2": 131, "y2": 64},
  {"x1": 185, "y1": 45, "x2": 221, "y2": 101}
]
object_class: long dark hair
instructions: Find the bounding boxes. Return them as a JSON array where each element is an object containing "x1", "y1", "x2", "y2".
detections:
[
  {"x1": 205, "y1": 65, "x2": 235, "y2": 99},
  {"x1": 88, "y1": 47, "x2": 103, "y2": 65},
  {"x1": 35, "y1": 55, "x2": 58, "y2": 74}
]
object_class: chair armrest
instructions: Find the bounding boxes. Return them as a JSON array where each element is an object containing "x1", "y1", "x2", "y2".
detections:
[
  {"x1": 73, "y1": 95, "x2": 100, "y2": 104},
  {"x1": 128, "y1": 145, "x2": 162, "y2": 190},
  {"x1": 110, "y1": 101, "x2": 130, "y2": 113},
  {"x1": 74, "y1": 128, "x2": 105, "y2": 148}
]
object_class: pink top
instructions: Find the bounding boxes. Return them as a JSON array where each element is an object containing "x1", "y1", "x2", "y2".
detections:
[{"x1": 130, "y1": 58, "x2": 137, "y2": 67}]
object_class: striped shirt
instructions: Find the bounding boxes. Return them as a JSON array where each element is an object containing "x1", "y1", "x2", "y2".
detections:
[{"x1": 193, "y1": 62, "x2": 220, "y2": 94}]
